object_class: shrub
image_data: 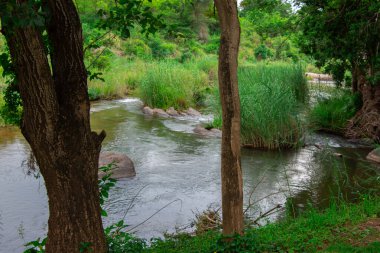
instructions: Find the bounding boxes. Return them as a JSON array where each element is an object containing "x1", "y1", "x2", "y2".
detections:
[
  {"x1": 123, "y1": 38, "x2": 152, "y2": 59},
  {"x1": 309, "y1": 91, "x2": 362, "y2": 134}
]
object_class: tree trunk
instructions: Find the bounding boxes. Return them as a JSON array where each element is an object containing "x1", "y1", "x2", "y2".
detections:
[
  {"x1": 346, "y1": 82, "x2": 380, "y2": 143},
  {"x1": 351, "y1": 63, "x2": 359, "y2": 93},
  {"x1": 215, "y1": 0, "x2": 244, "y2": 236},
  {"x1": 1, "y1": 1, "x2": 107, "y2": 252}
]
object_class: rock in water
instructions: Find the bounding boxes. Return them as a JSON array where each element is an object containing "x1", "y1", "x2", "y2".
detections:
[
  {"x1": 153, "y1": 108, "x2": 169, "y2": 118},
  {"x1": 186, "y1": 107, "x2": 201, "y2": 117},
  {"x1": 166, "y1": 107, "x2": 179, "y2": 117},
  {"x1": 99, "y1": 152, "x2": 136, "y2": 179},
  {"x1": 143, "y1": 106, "x2": 154, "y2": 115},
  {"x1": 193, "y1": 125, "x2": 222, "y2": 138},
  {"x1": 367, "y1": 148, "x2": 380, "y2": 163}
]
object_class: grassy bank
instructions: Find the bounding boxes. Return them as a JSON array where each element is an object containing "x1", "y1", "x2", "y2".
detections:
[
  {"x1": 212, "y1": 62, "x2": 307, "y2": 149},
  {"x1": 104, "y1": 195, "x2": 380, "y2": 253},
  {"x1": 88, "y1": 56, "x2": 217, "y2": 109}
]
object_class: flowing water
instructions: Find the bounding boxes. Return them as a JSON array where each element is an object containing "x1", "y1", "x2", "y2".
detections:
[{"x1": 0, "y1": 98, "x2": 379, "y2": 252}]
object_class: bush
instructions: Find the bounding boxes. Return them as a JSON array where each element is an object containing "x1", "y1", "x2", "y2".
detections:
[
  {"x1": 309, "y1": 91, "x2": 362, "y2": 134},
  {"x1": 123, "y1": 38, "x2": 152, "y2": 59}
]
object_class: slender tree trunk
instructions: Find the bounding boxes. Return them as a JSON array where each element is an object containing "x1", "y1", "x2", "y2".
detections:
[
  {"x1": 215, "y1": 0, "x2": 244, "y2": 236},
  {"x1": 1, "y1": 1, "x2": 107, "y2": 252}
]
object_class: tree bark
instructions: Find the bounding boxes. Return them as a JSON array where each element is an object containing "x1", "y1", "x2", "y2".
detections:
[
  {"x1": 351, "y1": 63, "x2": 359, "y2": 93},
  {"x1": 1, "y1": 1, "x2": 107, "y2": 252},
  {"x1": 346, "y1": 82, "x2": 380, "y2": 143},
  {"x1": 215, "y1": 0, "x2": 244, "y2": 236}
]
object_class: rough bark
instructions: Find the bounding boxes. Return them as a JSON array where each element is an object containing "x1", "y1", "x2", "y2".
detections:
[
  {"x1": 215, "y1": 0, "x2": 244, "y2": 235},
  {"x1": 351, "y1": 63, "x2": 359, "y2": 93},
  {"x1": 346, "y1": 82, "x2": 380, "y2": 143},
  {"x1": 1, "y1": 1, "x2": 107, "y2": 252}
]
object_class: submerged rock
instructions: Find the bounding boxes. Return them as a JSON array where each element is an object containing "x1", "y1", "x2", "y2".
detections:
[
  {"x1": 186, "y1": 107, "x2": 201, "y2": 117},
  {"x1": 143, "y1": 106, "x2": 154, "y2": 116},
  {"x1": 193, "y1": 125, "x2": 222, "y2": 138},
  {"x1": 99, "y1": 152, "x2": 136, "y2": 179},
  {"x1": 153, "y1": 108, "x2": 169, "y2": 118},
  {"x1": 166, "y1": 107, "x2": 179, "y2": 117},
  {"x1": 367, "y1": 148, "x2": 380, "y2": 163}
]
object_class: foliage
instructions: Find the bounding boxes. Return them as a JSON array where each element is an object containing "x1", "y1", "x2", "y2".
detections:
[
  {"x1": 0, "y1": 51, "x2": 22, "y2": 125},
  {"x1": 98, "y1": 163, "x2": 117, "y2": 217},
  {"x1": 105, "y1": 220, "x2": 146, "y2": 253},
  {"x1": 297, "y1": 0, "x2": 380, "y2": 86},
  {"x1": 241, "y1": 0, "x2": 294, "y2": 39},
  {"x1": 309, "y1": 91, "x2": 362, "y2": 134}
]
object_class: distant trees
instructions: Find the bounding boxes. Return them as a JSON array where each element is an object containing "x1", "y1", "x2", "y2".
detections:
[
  {"x1": 297, "y1": 0, "x2": 380, "y2": 142},
  {"x1": 215, "y1": 0, "x2": 244, "y2": 235}
]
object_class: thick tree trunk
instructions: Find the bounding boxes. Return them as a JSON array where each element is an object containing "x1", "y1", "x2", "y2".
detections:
[
  {"x1": 215, "y1": 0, "x2": 244, "y2": 236},
  {"x1": 346, "y1": 82, "x2": 380, "y2": 142},
  {"x1": 1, "y1": 1, "x2": 107, "y2": 252}
]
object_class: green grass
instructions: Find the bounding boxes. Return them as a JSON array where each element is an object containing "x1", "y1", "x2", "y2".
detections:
[
  {"x1": 309, "y1": 91, "x2": 362, "y2": 134},
  {"x1": 138, "y1": 61, "x2": 208, "y2": 110},
  {"x1": 104, "y1": 195, "x2": 380, "y2": 253},
  {"x1": 212, "y1": 62, "x2": 308, "y2": 149}
]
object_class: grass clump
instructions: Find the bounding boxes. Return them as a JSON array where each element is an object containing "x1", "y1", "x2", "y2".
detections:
[
  {"x1": 139, "y1": 61, "x2": 208, "y2": 110},
  {"x1": 213, "y1": 62, "x2": 307, "y2": 149},
  {"x1": 309, "y1": 91, "x2": 362, "y2": 134}
]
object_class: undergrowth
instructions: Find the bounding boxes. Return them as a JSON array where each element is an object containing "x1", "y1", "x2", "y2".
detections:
[
  {"x1": 105, "y1": 195, "x2": 380, "y2": 253},
  {"x1": 309, "y1": 91, "x2": 362, "y2": 134}
]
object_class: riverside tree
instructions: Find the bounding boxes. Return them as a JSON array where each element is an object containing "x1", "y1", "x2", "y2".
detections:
[
  {"x1": 215, "y1": 0, "x2": 244, "y2": 236},
  {"x1": 0, "y1": 0, "x2": 160, "y2": 252},
  {"x1": 0, "y1": 0, "x2": 107, "y2": 252},
  {"x1": 297, "y1": 0, "x2": 380, "y2": 142}
]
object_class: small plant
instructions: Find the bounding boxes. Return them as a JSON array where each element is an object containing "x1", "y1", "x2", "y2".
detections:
[
  {"x1": 105, "y1": 220, "x2": 146, "y2": 253},
  {"x1": 98, "y1": 163, "x2": 117, "y2": 217},
  {"x1": 24, "y1": 238, "x2": 46, "y2": 253}
]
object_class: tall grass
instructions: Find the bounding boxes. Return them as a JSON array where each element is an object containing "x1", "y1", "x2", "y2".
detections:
[
  {"x1": 213, "y1": 62, "x2": 307, "y2": 149},
  {"x1": 138, "y1": 61, "x2": 209, "y2": 110},
  {"x1": 309, "y1": 91, "x2": 362, "y2": 134}
]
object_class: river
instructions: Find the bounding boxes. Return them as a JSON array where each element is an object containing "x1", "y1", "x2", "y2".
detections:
[{"x1": 0, "y1": 98, "x2": 378, "y2": 252}]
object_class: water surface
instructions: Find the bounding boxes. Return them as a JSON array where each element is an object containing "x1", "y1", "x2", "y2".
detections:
[{"x1": 0, "y1": 98, "x2": 378, "y2": 252}]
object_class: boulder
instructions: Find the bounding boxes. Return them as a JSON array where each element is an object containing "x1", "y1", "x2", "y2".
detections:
[
  {"x1": 193, "y1": 125, "x2": 222, "y2": 138},
  {"x1": 166, "y1": 107, "x2": 179, "y2": 117},
  {"x1": 186, "y1": 107, "x2": 201, "y2": 117},
  {"x1": 143, "y1": 106, "x2": 154, "y2": 116},
  {"x1": 153, "y1": 108, "x2": 169, "y2": 118},
  {"x1": 99, "y1": 152, "x2": 136, "y2": 179},
  {"x1": 367, "y1": 148, "x2": 380, "y2": 163}
]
